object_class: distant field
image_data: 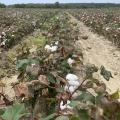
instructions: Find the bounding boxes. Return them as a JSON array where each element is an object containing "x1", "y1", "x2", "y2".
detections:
[
  {"x1": 0, "y1": 8, "x2": 120, "y2": 120},
  {"x1": 0, "y1": 8, "x2": 57, "y2": 48},
  {"x1": 70, "y1": 8, "x2": 120, "y2": 47}
]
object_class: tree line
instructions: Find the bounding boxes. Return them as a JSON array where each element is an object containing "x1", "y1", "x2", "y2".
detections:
[{"x1": 0, "y1": 2, "x2": 120, "y2": 8}]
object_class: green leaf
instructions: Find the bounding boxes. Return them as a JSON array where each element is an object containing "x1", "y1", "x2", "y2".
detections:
[
  {"x1": 16, "y1": 59, "x2": 30, "y2": 70},
  {"x1": 78, "y1": 110, "x2": 89, "y2": 120},
  {"x1": 70, "y1": 116, "x2": 80, "y2": 120},
  {"x1": 29, "y1": 59, "x2": 40, "y2": 65},
  {"x1": 16, "y1": 58, "x2": 40, "y2": 71},
  {"x1": 55, "y1": 116, "x2": 69, "y2": 120},
  {"x1": 116, "y1": 112, "x2": 120, "y2": 119},
  {"x1": 68, "y1": 101, "x2": 79, "y2": 107},
  {"x1": 47, "y1": 74, "x2": 56, "y2": 84},
  {"x1": 75, "y1": 91, "x2": 95, "y2": 104},
  {"x1": 59, "y1": 60, "x2": 71, "y2": 75},
  {"x1": 100, "y1": 65, "x2": 113, "y2": 81},
  {"x1": 41, "y1": 113, "x2": 56, "y2": 120},
  {"x1": 2, "y1": 103, "x2": 29, "y2": 120}
]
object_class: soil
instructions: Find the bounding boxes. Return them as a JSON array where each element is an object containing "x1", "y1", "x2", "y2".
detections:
[{"x1": 68, "y1": 13, "x2": 120, "y2": 94}]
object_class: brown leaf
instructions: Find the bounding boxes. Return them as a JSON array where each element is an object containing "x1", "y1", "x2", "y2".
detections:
[
  {"x1": 26, "y1": 64, "x2": 41, "y2": 77},
  {"x1": 14, "y1": 82, "x2": 29, "y2": 98},
  {"x1": 56, "y1": 76, "x2": 68, "y2": 85},
  {"x1": 38, "y1": 75, "x2": 49, "y2": 86}
]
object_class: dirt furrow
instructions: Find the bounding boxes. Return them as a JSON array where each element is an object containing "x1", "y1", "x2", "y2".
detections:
[{"x1": 69, "y1": 13, "x2": 120, "y2": 94}]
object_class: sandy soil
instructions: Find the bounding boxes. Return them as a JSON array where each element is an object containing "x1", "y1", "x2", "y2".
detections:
[{"x1": 69, "y1": 13, "x2": 120, "y2": 94}]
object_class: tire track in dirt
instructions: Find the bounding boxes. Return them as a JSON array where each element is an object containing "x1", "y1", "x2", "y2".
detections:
[{"x1": 68, "y1": 13, "x2": 120, "y2": 94}]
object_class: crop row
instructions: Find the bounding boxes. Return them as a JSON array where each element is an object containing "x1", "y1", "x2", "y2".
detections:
[
  {"x1": 0, "y1": 8, "x2": 57, "y2": 48},
  {"x1": 70, "y1": 8, "x2": 120, "y2": 47}
]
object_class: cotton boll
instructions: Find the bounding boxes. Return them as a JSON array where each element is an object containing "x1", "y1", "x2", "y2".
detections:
[
  {"x1": 64, "y1": 85, "x2": 75, "y2": 93},
  {"x1": 67, "y1": 58, "x2": 75, "y2": 66},
  {"x1": 64, "y1": 85, "x2": 69, "y2": 91},
  {"x1": 68, "y1": 80, "x2": 80, "y2": 86},
  {"x1": 1, "y1": 32, "x2": 6, "y2": 36},
  {"x1": 55, "y1": 41, "x2": 59, "y2": 45},
  {"x1": 69, "y1": 86, "x2": 76, "y2": 93},
  {"x1": 60, "y1": 100, "x2": 73, "y2": 110},
  {"x1": 1, "y1": 41, "x2": 5, "y2": 46},
  {"x1": 50, "y1": 43, "x2": 53, "y2": 46},
  {"x1": 50, "y1": 45, "x2": 58, "y2": 52},
  {"x1": 60, "y1": 101, "x2": 67, "y2": 110},
  {"x1": 44, "y1": 45, "x2": 51, "y2": 52},
  {"x1": 66, "y1": 74, "x2": 79, "y2": 82}
]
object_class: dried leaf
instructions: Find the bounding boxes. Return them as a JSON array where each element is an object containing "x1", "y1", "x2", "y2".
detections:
[
  {"x1": 38, "y1": 75, "x2": 49, "y2": 86},
  {"x1": 14, "y1": 82, "x2": 29, "y2": 98}
]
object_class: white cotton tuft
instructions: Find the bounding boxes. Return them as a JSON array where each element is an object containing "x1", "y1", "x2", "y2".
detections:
[
  {"x1": 50, "y1": 45, "x2": 58, "y2": 52},
  {"x1": 64, "y1": 85, "x2": 76, "y2": 93},
  {"x1": 1, "y1": 41, "x2": 5, "y2": 46},
  {"x1": 68, "y1": 80, "x2": 80, "y2": 86},
  {"x1": 69, "y1": 86, "x2": 76, "y2": 93},
  {"x1": 67, "y1": 58, "x2": 75, "y2": 66},
  {"x1": 44, "y1": 45, "x2": 51, "y2": 52},
  {"x1": 60, "y1": 100, "x2": 73, "y2": 110},
  {"x1": 2, "y1": 32, "x2": 6, "y2": 36},
  {"x1": 55, "y1": 41, "x2": 59, "y2": 45},
  {"x1": 60, "y1": 101, "x2": 67, "y2": 110},
  {"x1": 64, "y1": 85, "x2": 69, "y2": 91},
  {"x1": 45, "y1": 44, "x2": 58, "y2": 52},
  {"x1": 66, "y1": 74, "x2": 79, "y2": 82}
]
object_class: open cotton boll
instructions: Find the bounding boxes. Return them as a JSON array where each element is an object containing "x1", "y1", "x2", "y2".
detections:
[
  {"x1": 60, "y1": 100, "x2": 73, "y2": 110},
  {"x1": 68, "y1": 80, "x2": 80, "y2": 86},
  {"x1": 50, "y1": 43, "x2": 53, "y2": 46},
  {"x1": 1, "y1": 41, "x2": 5, "y2": 46},
  {"x1": 64, "y1": 85, "x2": 76, "y2": 93},
  {"x1": 50, "y1": 45, "x2": 58, "y2": 52},
  {"x1": 69, "y1": 86, "x2": 76, "y2": 93},
  {"x1": 67, "y1": 58, "x2": 75, "y2": 66},
  {"x1": 2, "y1": 32, "x2": 6, "y2": 36},
  {"x1": 64, "y1": 85, "x2": 69, "y2": 91},
  {"x1": 44, "y1": 45, "x2": 51, "y2": 52},
  {"x1": 66, "y1": 74, "x2": 79, "y2": 82},
  {"x1": 55, "y1": 41, "x2": 59, "y2": 45},
  {"x1": 60, "y1": 101, "x2": 67, "y2": 110}
]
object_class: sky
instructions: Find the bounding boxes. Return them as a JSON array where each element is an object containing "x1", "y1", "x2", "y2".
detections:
[{"x1": 0, "y1": 0, "x2": 120, "y2": 5}]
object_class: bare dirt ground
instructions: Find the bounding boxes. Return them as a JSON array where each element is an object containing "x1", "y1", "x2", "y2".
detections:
[{"x1": 69, "y1": 13, "x2": 120, "y2": 94}]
